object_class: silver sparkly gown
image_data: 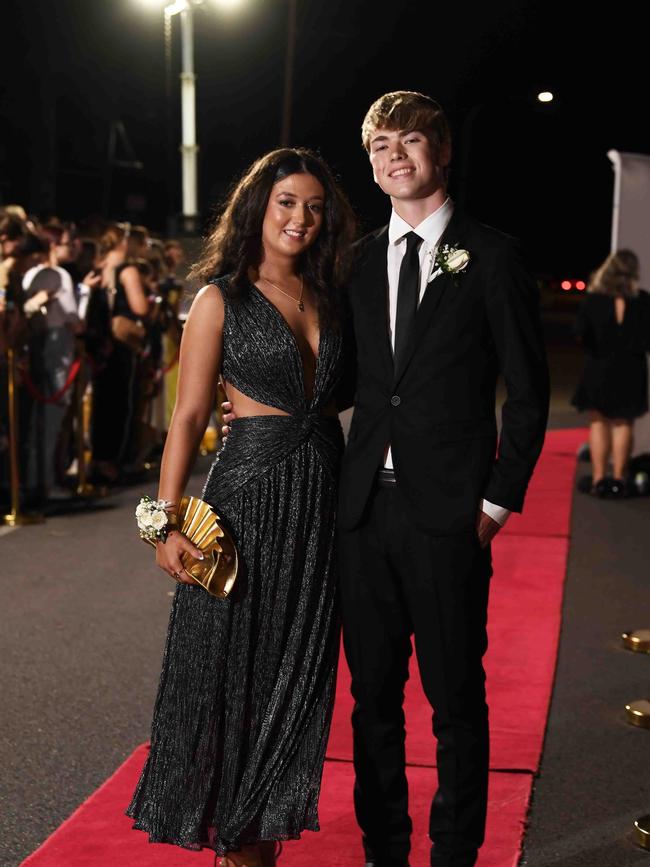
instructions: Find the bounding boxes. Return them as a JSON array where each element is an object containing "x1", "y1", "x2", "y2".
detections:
[{"x1": 127, "y1": 277, "x2": 344, "y2": 855}]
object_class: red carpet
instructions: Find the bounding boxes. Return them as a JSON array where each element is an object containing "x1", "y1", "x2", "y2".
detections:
[
  {"x1": 502, "y1": 428, "x2": 587, "y2": 539},
  {"x1": 22, "y1": 747, "x2": 531, "y2": 867},
  {"x1": 22, "y1": 429, "x2": 586, "y2": 867}
]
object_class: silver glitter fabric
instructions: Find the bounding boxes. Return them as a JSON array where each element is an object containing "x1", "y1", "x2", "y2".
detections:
[{"x1": 127, "y1": 277, "x2": 344, "y2": 855}]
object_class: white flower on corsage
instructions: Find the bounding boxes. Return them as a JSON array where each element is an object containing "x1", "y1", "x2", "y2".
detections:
[
  {"x1": 136, "y1": 495, "x2": 174, "y2": 543},
  {"x1": 151, "y1": 510, "x2": 168, "y2": 530},
  {"x1": 135, "y1": 501, "x2": 149, "y2": 521},
  {"x1": 429, "y1": 244, "x2": 471, "y2": 284}
]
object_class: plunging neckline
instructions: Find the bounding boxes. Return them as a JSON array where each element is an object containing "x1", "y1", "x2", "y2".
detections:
[{"x1": 249, "y1": 281, "x2": 322, "y2": 406}]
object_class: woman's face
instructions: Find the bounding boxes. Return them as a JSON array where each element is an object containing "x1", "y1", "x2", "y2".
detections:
[{"x1": 261, "y1": 172, "x2": 325, "y2": 262}]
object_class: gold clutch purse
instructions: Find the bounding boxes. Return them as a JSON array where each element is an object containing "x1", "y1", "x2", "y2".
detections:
[{"x1": 143, "y1": 496, "x2": 238, "y2": 598}]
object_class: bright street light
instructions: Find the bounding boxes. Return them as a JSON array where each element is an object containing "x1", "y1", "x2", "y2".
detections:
[
  {"x1": 537, "y1": 91, "x2": 554, "y2": 104},
  {"x1": 138, "y1": 0, "x2": 248, "y2": 232}
]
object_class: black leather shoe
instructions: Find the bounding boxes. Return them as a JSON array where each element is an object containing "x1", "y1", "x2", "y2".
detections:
[
  {"x1": 363, "y1": 841, "x2": 409, "y2": 866},
  {"x1": 430, "y1": 845, "x2": 478, "y2": 866}
]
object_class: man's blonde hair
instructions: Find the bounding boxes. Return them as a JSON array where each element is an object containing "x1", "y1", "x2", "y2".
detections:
[{"x1": 361, "y1": 91, "x2": 451, "y2": 154}]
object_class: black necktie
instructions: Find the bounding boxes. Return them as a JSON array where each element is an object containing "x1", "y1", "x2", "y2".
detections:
[{"x1": 394, "y1": 231, "x2": 422, "y2": 370}]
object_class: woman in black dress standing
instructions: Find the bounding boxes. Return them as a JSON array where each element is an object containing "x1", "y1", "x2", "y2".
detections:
[
  {"x1": 127, "y1": 149, "x2": 355, "y2": 866},
  {"x1": 572, "y1": 249, "x2": 650, "y2": 496},
  {"x1": 92, "y1": 224, "x2": 150, "y2": 481}
]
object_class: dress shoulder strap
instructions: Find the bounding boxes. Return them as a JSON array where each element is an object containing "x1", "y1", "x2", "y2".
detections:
[{"x1": 207, "y1": 275, "x2": 232, "y2": 295}]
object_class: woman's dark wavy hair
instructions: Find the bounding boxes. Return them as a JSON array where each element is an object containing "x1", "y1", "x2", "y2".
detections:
[{"x1": 189, "y1": 148, "x2": 356, "y2": 327}]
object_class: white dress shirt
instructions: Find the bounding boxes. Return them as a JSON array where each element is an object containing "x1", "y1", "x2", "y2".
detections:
[{"x1": 384, "y1": 199, "x2": 510, "y2": 527}]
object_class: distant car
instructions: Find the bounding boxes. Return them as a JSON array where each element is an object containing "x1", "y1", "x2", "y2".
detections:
[{"x1": 535, "y1": 274, "x2": 587, "y2": 311}]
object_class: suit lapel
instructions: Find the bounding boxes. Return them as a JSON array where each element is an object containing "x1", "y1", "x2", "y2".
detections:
[
  {"x1": 393, "y1": 209, "x2": 469, "y2": 385},
  {"x1": 358, "y1": 227, "x2": 393, "y2": 376}
]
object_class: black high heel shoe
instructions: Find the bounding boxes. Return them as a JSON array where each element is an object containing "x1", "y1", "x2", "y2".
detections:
[{"x1": 591, "y1": 478, "x2": 611, "y2": 498}]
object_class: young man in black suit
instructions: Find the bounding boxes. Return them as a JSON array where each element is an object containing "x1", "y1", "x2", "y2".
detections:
[{"x1": 338, "y1": 91, "x2": 549, "y2": 867}]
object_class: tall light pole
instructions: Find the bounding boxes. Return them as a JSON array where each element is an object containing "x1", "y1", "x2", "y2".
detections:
[
  {"x1": 280, "y1": 0, "x2": 298, "y2": 147},
  {"x1": 143, "y1": 0, "x2": 244, "y2": 232},
  {"x1": 164, "y1": 0, "x2": 199, "y2": 233}
]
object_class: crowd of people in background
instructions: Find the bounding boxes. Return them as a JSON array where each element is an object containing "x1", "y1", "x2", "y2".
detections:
[
  {"x1": 2, "y1": 201, "x2": 649, "y2": 512},
  {"x1": 0, "y1": 205, "x2": 187, "y2": 506}
]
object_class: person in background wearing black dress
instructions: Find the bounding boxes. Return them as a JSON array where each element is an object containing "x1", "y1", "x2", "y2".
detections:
[
  {"x1": 572, "y1": 249, "x2": 650, "y2": 497},
  {"x1": 91, "y1": 223, "x2": 149, "y2": 482}
]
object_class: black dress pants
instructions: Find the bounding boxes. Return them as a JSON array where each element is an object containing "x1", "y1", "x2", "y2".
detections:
[{"x1": 339, "y1": 482, "x2": 492, "y2": 867}]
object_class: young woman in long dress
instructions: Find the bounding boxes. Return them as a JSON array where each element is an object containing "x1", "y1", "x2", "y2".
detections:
[{"x1": 127, "y1": 149, "x2": 355, "y2": 866}]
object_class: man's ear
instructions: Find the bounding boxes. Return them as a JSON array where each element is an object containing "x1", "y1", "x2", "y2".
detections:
[{"x1": 438, "y1": 140, "x2": 452, "y2": 169}]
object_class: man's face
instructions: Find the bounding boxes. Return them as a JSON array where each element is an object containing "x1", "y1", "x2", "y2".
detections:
[
  {"x1": 55, "y1": 231, "x2": 80, "y2": 264},
  {"x1": 367, "y1": 127, "x2": 450, "y2": 203}
]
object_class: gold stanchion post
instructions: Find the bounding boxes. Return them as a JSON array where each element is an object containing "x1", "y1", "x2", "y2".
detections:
[
  {"x1": 634, "y1": 815, "x2": 650, "y2": 850},
  {"x1": 74, "y1": 345, "x2": 105, "y2": 498},
  {"x1": 1, "y1": 348, "x2": 44, "y2": 526},
  {"x1": 622, "y1": 630, "x2": 650, "y2": 654}
]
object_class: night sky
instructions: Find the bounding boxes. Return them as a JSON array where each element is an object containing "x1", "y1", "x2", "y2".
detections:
[{"x1": 1, "y1": 0, "x2": 646, "y2": 278}]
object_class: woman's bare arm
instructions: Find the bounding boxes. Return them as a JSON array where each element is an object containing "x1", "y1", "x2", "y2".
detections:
[
  {"x1": 119, "y1": 264, "x2": 149, "y2": 317},
  {"x1": 158, "y1": 283, "x2": 223, "y2": 504},
  {"x1": 155, "y1": 284, "x2": 224, "y2": 581}
]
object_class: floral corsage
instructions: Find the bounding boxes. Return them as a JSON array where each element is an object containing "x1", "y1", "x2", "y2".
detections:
[
  {"x1": 136, "y1": 496, "x2": 178, "y2": 544},
  {"x1": 430, "y1": 244, "x2": 471, "y2": 283}
]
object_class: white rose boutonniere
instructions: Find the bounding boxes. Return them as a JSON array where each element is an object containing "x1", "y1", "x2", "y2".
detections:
[{"x1": 429, "y1": 244, "x2": 471, "y2": 284}]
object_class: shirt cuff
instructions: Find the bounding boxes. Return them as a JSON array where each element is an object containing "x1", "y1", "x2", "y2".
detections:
[
  {"x1": 480, "y1": 499, "x2": 511, "y2": 527},
  {"x1": 77, "y1": 294, "x2": 90, "y2": 321}
]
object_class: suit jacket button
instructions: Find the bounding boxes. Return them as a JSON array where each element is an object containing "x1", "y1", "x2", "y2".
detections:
[{"x1": 390, "y1": 395, "x2": 401, "y2": 407}]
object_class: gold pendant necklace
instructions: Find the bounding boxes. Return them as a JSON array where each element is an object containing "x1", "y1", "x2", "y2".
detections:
[{"x1": 260, "y1": 274, "x2": 305, "y2": 312}]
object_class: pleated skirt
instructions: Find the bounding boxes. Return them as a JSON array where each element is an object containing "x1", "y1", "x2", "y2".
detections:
[{"x1": 127, "y1": 416, "x2": 343, "y2": 854}]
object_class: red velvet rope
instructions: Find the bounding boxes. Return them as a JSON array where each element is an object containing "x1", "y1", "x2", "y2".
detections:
[
  {"x1": 21, "y1": 346, "x2": 176, "y2": 404},
  {"x1": 21, "y1": 358, "x2": 82, "y2": 404}
]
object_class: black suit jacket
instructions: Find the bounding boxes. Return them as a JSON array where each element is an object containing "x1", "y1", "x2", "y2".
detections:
[{"x1": 338, "y1": 209, "x2": 550, "y2": 536}]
